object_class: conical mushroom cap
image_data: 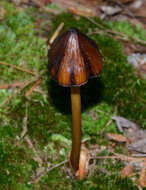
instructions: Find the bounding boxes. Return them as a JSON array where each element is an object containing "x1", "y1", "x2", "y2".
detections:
[{"x1": 48, "y1": 28, "x2": 102, "y2": 87}]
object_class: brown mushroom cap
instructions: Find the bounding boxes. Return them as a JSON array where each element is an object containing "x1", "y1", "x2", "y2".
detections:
[{"x1": 48, "y1": 28, "x2": 102, "y2": 87}]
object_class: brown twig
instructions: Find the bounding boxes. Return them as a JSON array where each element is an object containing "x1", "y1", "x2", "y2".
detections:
[
  {"x1": 24, "y1": 136, "x2": 43, "y2": 167},
  {"x1": 0, "y1": 81, "x2": 33, "y2": 108},
  {"x1": 30, "y1": 0, "x2": 61, "y2": 14},
  {"x1": 96, "y1": 109, "x2": 110, "y2": 116},
  {"x1": 85, "y1": 16, "x2": 124, "y2": 36},
  {"x1": 0, "y1": 82, "x2": 25, "y2": 89},
  {"x1": 0, "y1": 82, "x2": 47, "y2": 96},
  {"x1": 85, "y1": 16, "x2": 146, "y2": 45},
  {"x1": 91, "y1": 156, "x2": 120, "y2": 160},
  {"x1": 116, "y1": 0, "x2": 135, "y2": 18},
  {"x1": 47, "y1": 160, "x2": 68, "y2": 172},
  {"x1": 25, "y1": 22, "x2": 64, "y2": 97},
  {"x1": 48, "y1": 22, "x2": 64, "y2": 49},
  {"x1": 18, "y1": 102, "x2": 46, "y2": 184},
  {"x1": 25, "y1": 78, "x2": 42, "y2": 97},
  {"x1": 40, "y1": 6, "x2": 61, "y2": 15},
  {"x1": 100, "y1": 119, "x2": 113, "y2": 134},
  {"x1": 0, "y1": 23, "x2": 64, "y2": 102},
  {"x1": 17, "y1": 102, "x2": 44, "y2": 174},
  {"x1": 0, "y1": 61, "x2": 37, "y2": 76},
  {"x1": 20, "y1": 102, "x2": 28, "y2": 139},
  {"x1": 0, "y1": 70, "x2": 47, "y2": 108},
  {"x1": 33, "y1": 159, "x2": 68, "y2": 184},
  {"x1": 91, "y1": 153, "x2": 146, "y2": 162},
  {"x1": 33, "y1": 89, "x2": 47, "y2": 95},
  {"x1": 113, "y1": 152, "x2": 146, "y2": 162},
  {"x1": 24, "y1": 135, "x2": 45, "y2": 184},
  {"x1": 88, "y1": 30, "x2": 130, "y2": 43},
  {"x1": 132, "y1": 154, "x2": 146, "y2": 157}
]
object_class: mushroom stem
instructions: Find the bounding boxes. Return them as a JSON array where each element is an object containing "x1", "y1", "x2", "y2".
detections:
[{"x1": 70, "y1": 86, "x2": 81, "y2": 172}]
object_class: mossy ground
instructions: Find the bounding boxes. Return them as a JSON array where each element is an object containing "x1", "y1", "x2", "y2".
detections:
[{"x1": 0, "y1": 1, "x2": 146, "y2": 189}]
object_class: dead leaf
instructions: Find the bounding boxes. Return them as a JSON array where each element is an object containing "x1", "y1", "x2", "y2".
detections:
[
  {"x1": 68, "y1": 146, "x2": 89, "y2": 180},
  {"x1": 76, "y1": 146, "x2": 89, "y2": 180},
  {"x1": 128, "y1": 139, "x2": 146, "y2": 154},
  {"x1": 121, "y1": 164, "x2": 133, "y2": 178},
  {"x1": 68, "y1": 6, "x2": 96, "y2": 17},
  {"x1": 139, "y1": 161, "x2": 146, "y2": 187},
  {"x1": 100, "y1": 5, "x2": 122, "y2": 16},
  {"x1": 106, "y1": 133, "x2": 127, "y2": 142},
  {"x1": 112, "y1": 115, "x2": 138, "y2": 133}
]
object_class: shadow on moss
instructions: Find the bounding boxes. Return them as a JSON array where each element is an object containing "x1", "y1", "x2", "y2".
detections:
[
  {"x1": 49, "y1": 13, "x2": 146, "y2": 128},
  {"x1": 49, "y1": 77, "x2": 104, "y2": 114}
]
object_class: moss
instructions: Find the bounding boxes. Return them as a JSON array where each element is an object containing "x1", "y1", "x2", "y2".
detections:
[
  {"x1": 0, "y1": 141, "x2": 33, "y2": 189},
  {"x1": 51, "y1": 13, "x2": 146, "y2": 128},
  {"x1": 0, "y1": 2, "x2": 47, "y2": 83},
  {"x1": 107, "y1": 20, "x2": 146, "y2": 41}
]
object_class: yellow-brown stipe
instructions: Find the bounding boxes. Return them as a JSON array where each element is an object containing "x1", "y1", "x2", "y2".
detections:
[
  {"x1": 70, "y1": 87, "x2": 81, "y2": 172},
  {"x1": 48, "y1": 28, "x2": 102, "y2": 87}
]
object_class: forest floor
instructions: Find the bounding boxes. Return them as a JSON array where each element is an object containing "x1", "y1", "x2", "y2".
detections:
[{"x1": 0, "y1": 0, "x2": 146, "y2": 189}]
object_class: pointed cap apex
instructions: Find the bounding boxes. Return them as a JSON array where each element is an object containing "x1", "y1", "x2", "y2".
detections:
[{"x1": 48, "y1": 27, "x2": 103, "y2": 87}]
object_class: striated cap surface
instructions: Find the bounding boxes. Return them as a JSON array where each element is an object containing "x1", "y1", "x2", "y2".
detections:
[{"x1": 48, "y1": 28, "x2": 102, "y2": 87}]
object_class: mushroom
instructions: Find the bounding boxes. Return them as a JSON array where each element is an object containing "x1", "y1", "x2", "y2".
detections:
[{"x1": 48, "y1": 28, "x2": 102, "y2": 177}]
